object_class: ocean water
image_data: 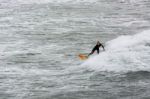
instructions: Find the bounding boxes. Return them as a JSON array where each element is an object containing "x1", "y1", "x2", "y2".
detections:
[{"x1": 0, "y1": 0, "x2": 150, "y2": 99}]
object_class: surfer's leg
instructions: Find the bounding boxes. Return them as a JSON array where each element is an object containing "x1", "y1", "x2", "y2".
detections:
[
  {"x1": 88, "y1": 49, "x2": 95, "y2": 56},
  {"x1": 97, "y1": 49, "x2": 99, "y2": 54}
]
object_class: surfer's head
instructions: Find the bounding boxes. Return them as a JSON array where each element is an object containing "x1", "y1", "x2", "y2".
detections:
[{"x1": 97, "y1": 41, "x2": 100, "y2": 45}]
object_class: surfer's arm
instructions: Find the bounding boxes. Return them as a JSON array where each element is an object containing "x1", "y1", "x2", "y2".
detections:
[{"x1": 101, "y1": 44, "x2": 105, "y2": 51}]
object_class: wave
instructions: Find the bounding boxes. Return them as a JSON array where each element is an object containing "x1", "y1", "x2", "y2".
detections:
[
  {"x1": 12, "y1": 0, "x2": 98, "y2": 4},
  {"x1": 120, "y1": 0, "x2": 147, "y2": 3},
  {"x1": 124, "y1": 71, "x2": 150, "y2": 81},
  {"x1": 82, "y1": 30, "x2": 150, "y2": 72}
]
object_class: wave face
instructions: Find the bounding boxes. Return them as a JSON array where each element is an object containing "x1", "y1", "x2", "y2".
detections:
[{"x1": 82, "y1": 30, "x2": 150, "y2": 72}]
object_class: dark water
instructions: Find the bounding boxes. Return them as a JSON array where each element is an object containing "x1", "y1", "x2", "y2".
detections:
[{"x1": 0, "y1": 0, "x2": 150, "y2": 99}]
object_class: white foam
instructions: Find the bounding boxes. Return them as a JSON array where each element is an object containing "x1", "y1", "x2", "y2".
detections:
[
  {"x1": 0, "y1": 66, "x2": 59, "y2": 76},
  {"x1": 82, "y1": 30, "x2": 150, "y2": 72}
]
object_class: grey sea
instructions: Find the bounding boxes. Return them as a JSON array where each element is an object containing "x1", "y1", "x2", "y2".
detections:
[{"x1": 0, "y1": 0, "x2": 150, "y2": 99}]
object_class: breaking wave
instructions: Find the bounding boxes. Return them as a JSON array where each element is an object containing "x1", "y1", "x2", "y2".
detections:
[{"x1": 82, "y1": 30, "x2": 150, "y2": 72}]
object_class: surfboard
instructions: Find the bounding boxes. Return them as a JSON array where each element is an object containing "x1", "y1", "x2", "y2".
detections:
[{"x1": 78, "y1": 54, "x2": 88, "y2": 60}]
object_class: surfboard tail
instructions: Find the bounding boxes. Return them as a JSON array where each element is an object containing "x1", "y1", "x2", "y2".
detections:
[{"x1": 78, "y1": 54, "x2": 88, "y2": 60}]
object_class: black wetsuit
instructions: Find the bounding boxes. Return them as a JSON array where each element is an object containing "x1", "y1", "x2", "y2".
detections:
[{"x1": 88, "y1": 43, "x2": 104, "y2": 56}]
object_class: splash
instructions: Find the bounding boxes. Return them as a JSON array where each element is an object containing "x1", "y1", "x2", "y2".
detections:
[{"x1": 82, "y1": 30, "x2": 150, "y2": 72}]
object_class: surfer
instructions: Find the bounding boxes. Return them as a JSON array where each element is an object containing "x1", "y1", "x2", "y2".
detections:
[{"x1": 88, "y1": 41, "x2": 105, "y2": 56}]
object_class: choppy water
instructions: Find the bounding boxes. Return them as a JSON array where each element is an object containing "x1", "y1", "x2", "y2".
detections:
[{"x1": 0, "y1": 0, "x2": 150, "y2": 99}]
